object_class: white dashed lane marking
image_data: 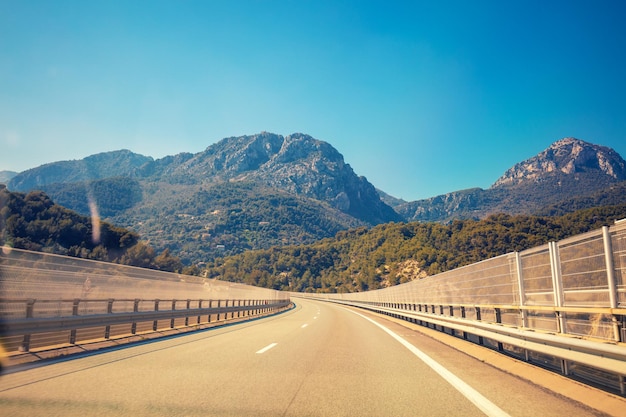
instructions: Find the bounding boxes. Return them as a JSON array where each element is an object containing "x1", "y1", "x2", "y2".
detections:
[{"x1": 256, "y1": 343, "x2": 278, "y2": 354}]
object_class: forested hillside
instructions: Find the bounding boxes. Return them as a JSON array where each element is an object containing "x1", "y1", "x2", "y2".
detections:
[
  {"x1": 41, "y1": 177, "x2": 143, "y2": 218},
  {"x1": 0, "y1": 186, "x2": 183, "y2": 272},
  {"x1": 535, "y1": 181, "x2": 626, "y2": 216},
  {"x1": 3, "y1": 183, "x2": 625, "y2": 294},
  {"x1": 206, "y1": 204, "x2": 626, "y2": 293}
]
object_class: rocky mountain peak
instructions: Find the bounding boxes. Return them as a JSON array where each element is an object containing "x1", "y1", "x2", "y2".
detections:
[
  {"x1": 273, "y1": 133, "x2": 342, "y2": 165},
  {"x1": 140, "y1": 132, "x2": 400, "y2": 224},
  {"x1": 492, "y1": 137, "x2": 626, "y2": 188},
  {"x1": 250, "y1": 133, "x2": 400, "y2": 224},
  {"x1": 196, "y1": 132, "x2": 283, "y2": 174}
]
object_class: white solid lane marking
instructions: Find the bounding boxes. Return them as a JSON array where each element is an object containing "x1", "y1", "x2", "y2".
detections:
[
  {"x1": 256, "y1": 343, "x2": 278, "y2": 354},
  {"x1": 301, "y1": 324, "x2": 309, "y2": 328},
  {"x1": 347, "y1": 309, "x2": 512, "y2": 417}
]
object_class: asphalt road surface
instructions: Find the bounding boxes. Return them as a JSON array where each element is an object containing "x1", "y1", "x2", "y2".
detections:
[{"x1": 0, "y1": 298, "x2": 613, "y2": 416}]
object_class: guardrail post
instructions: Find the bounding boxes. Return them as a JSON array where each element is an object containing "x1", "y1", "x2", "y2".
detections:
[
  {"x1": 476, "y1": 307, "x2": 484, "y2": 345},
  {"x1": 550, "y1": 241, "x2": 571, "y2": 376},
  {"x1": 431, "y1": 305, "x2": 437, "y2": 330},
  {"x1": 602, "y1": 226, "x2": 622, "y2": 342},
  {"x1": 417, "y1": 304, "x2": 427, "y2": 326},
  {"x1": 549, "y1": 242, "x2": 566, "y2": 334},
  {"x1": 416, "y1": 304, "x2": 421, "y2": 325},
  {"x1": 185, "y1": 299, "x2": 191, "y2": 326},
  {"x1": 20, "y1": 298, "x2": 35, "y2": 352},
  {"x1": 217, "y1": 300, "x2": 221, "y2": 321},
  {"x1": 495, "y1": 308, "x2": 504, "y2": 351},
  {"x1": 516, "y1": 251, "x2": 531, "y2": 361},
  {"x1": 170, "y1": 300, "x2": 176, "y2": 329},
  {"x1": 515, "y1": 252, "x2": 529, "y2": 328},
  {"x1": 439, "y1": 305, "x2": 445, "y2": 333},
  {"x1": 153, "y1": 300, "x2": 160, "y2": 331},
  {"x1": 208, "y1": 300, "x2": 213, "y2": 322},
  {"x1": 131, "y1": 299, "x2": 139, "y2": 334},
  {"x1": 104, "y1": 299, "x2": 114, "y2": 339},
  {"x1": 448, "y1": 306, "x2": 455, "y2": 335},
  {"x1": 237, "y1": 300, "x2": 241, "y2": 318},
  {"x1": 460, "y1": 306, "x2": 468, "y2": 340},
  {"x1": 197, "y1": 300, "x2": 202, "y2": 324},
  {"x1": 69, "y1": 298, "x2": 80, "y2": 344}
]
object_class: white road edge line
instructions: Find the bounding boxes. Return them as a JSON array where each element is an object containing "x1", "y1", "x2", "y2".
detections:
[
  {"x1": 256, "y1": 343, "x2": 278, "y2": 354},
  {"x1": 347, "y1": 309, "x2": 512, "y2": 417}
]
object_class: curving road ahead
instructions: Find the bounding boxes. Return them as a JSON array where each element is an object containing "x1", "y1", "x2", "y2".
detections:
[{"x1": 0, "y1": 299, "x2": 613, "y2": 416}]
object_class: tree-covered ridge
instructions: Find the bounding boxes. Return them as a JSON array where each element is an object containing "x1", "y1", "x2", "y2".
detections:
[
  {"x1": 535, "y1": 181, "x2": 626, "y2": 216},
  {"x1": 397, "y1": 179, "x2": 626, "y2": 223},
  {"x1": 206, "y1": 204, "x2": 626, "y2": 293},
  {"x1": 39, "y1": 177, "x2": 143, "y2": 218},
  {"x1": 3, "y1": 182, "x2": 624, "y2": 293},
  {"x1": 114, "y1": 181, "x2": 365, "y2": 264},
  {"x1": 0, "y1": 186, "x2": 183, "y2": 272}
]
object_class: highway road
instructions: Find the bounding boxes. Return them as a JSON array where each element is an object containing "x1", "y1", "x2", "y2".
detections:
[{"x1": 0, "y1": 298, "x2": 614, "y2": 416}]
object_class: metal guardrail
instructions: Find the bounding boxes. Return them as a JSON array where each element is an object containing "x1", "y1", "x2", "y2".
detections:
[
  {"x1": 0, "y1": 247, "x2": 291, "y2": 358},
  {"x1": 1, "y1": 297, "x2": 291, "y2": 353}
]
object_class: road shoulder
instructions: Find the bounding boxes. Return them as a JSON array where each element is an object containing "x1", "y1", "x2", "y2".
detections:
[{"x1": 350, "y1": 305, "x2": 626, "y2": 417}]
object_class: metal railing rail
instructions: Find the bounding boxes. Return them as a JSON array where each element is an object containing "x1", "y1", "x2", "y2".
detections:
[
  {"x1": 0, "y1": 247, "x2": 291, "y2": 357},
  {"x1": 2, "y1": 298, "x2": 290, "y2": 336},
  {"x1": 1, "y1": 297, "x2": 291, "y2": 353}
]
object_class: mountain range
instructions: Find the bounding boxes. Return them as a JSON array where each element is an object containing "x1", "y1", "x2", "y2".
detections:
[
  {"x1": 394, "y1": 137, "x2": 626, "y2": 222},
  {"x1": 5, "y1": 134, "x2": 626, "y2": 265}
]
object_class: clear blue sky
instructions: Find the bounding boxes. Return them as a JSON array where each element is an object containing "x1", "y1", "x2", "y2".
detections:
[{"x1": 1, "y1": 0, "x2": 625, "y2": 200}]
